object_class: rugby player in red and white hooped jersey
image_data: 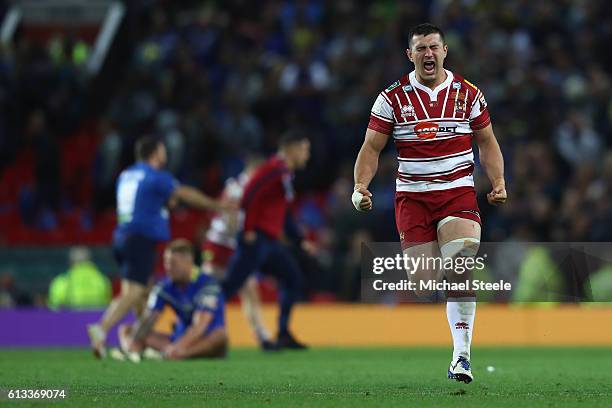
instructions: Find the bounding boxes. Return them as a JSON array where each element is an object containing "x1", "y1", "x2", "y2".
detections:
[
  {"x1": 353, "y1": 23, "x2": 507, "y2": 384},
  {"x1": 201, "y1": 157, "x2": 275, "y2": 350}
]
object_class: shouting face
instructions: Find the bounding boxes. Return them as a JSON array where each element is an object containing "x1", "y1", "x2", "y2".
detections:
[{"x1": 406, "y1": 33, "x2": 448, "y2": 85}]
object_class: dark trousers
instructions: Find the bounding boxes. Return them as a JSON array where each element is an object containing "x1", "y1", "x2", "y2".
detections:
[{"x1": 222, "y1": 232, "x2": 302, "y2": 337}]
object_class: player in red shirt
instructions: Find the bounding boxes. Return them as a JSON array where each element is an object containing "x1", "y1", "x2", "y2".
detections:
[
  {"x1": 201, "y1": 157, "x2": 276, "y2": 350},
  {"x1": 353, "y1": 23, "x2": 507, "y2": 383},
  {"x1": 221, "y1": 131, "x2": 311, "y2": 349}
]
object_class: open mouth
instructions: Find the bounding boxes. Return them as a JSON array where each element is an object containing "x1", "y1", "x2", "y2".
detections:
[{"x1": 423, "y1": 61, "x2": 435, "y2": 74}]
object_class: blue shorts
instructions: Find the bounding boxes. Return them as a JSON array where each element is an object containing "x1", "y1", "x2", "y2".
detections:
[{"x1": 112, "y1": 231, "x2": 157, "y2": 285}]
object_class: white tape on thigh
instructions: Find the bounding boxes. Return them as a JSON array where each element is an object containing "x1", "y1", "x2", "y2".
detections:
[
  {"x1": 437, "y1": 216, "x2": 460, "y2": 232},
  {"x1": 440, "y1": 238, "x2": 480, "y2": 260},
  {"x1": 351, "y1": 190, "x2": 364, "y2": 211}
]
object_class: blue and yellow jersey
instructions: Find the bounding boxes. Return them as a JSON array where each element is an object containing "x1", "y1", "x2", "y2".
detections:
[{"x1": 147, "y1": 270, "x2": 225, "y2": 336}]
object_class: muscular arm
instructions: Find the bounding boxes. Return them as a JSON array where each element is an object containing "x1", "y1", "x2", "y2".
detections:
[
  {"x1": 171, "y1": 185, "x2": 227, "y2": 212},
  {"x1": 473, "y1": 124, "x2": 507, "y2": 205},
  {"x1": 353, "y1": 129, "x2": 390, "y2": 211},
  {"x1": 173, "y1": 311, "x2": 213, "y2": 350}
]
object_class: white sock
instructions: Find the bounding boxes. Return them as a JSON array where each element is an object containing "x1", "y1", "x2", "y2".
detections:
[
  {"x1": 87, "y1": 323, "x2": 106, "y2": 342},
  {"x1": 256, "y1": 326, "x2": 271, "y2": 343},
  {"x1": 446, "y1": 297, "x2": 476, "y2": 362}
]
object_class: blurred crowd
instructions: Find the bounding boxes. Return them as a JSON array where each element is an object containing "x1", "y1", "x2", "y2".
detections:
[{"x1": 1, "y1": 0, "x2": 612, "y2": 300}]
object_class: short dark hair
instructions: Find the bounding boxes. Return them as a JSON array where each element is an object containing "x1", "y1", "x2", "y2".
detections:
[
  {"x1": 135, "y1": 136, "x2": 162, "y2": 161},
  {"x1": 279, "y1": 129, "x2": 309, "y2": 147},
  {"x1": 408, "y1": 23, "x2": 445, "y2": 47},
  {"x1": 166, "y1": 239, "x2": 194, "y2": 258}
]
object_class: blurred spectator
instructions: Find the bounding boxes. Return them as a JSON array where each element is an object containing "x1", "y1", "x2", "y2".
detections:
[
  {"x1": 0, "y1": 271, "x2": 31, "y2": 307},
  {"x1": 334, "y1": 229, "x2": 372, "y2": 301},
  {"x1": 48, "y1": 247, "x2": 111, "y2": 310},
  {"x1": 513, "y1": 246, "x2": 564, "y2": 302},
  {"x1": 218, "y1": 94, "x2": 263, "y2": 155},
  {"x1": 156, "y1": 109, "x2": 185, "y2": 175},
  {"x1": 29, "y1": 110, "x2": 60, "y2": 210},
  {"x1": 94, "y1": 118, "x2": 123, "y2": 211},
  {"x1": 587, "y1": 265, "x2": 612, "y2": 302},
  {"x1": 0, "y1": 272, "x2": 16, "y2": 308},
  {"x1": 555, "y1": 110, "x2": 602, "y2": 167},
  {"x1": 280, "y1": 48, "x2": 330, "y2": 121}
]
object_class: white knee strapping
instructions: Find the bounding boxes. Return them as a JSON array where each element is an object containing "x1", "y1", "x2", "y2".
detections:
[
  {"x1": 437, "y1": 216, "x2": 461, "y2": 232},
  {"x1": 440, "y1": 238, "x2": 480, "y2": 261}
]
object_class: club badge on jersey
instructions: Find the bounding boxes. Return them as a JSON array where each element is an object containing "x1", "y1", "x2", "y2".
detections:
[{"x1": 400, "y1": 104, "x2": 415, "y2": 118}]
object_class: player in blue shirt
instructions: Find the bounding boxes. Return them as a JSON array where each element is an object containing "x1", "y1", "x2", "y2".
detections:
[
  {"x1": 88, "y1": 137, "x2": 232, "y2": 358},
  {"x1": 117, "y1": 239, "x2": 227, "y2": 360}
]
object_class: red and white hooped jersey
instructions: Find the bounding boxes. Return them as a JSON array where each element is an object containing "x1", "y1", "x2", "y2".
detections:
[
  {"x1": 205, "y1": 173, "x2": 248, "y2": 249},
  {"x1": 368, "y1": 69, "x2": 491, "y2": 193}
]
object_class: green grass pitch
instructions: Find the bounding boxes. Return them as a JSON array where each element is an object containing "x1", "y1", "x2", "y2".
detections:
[{"x1": 1, "y1": 347, "x2": 611, "y2": 407}]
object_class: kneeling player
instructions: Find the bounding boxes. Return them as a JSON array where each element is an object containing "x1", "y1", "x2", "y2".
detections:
[{"x1": 118, "y1": 239, "x2": 227, "y2": 360}]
